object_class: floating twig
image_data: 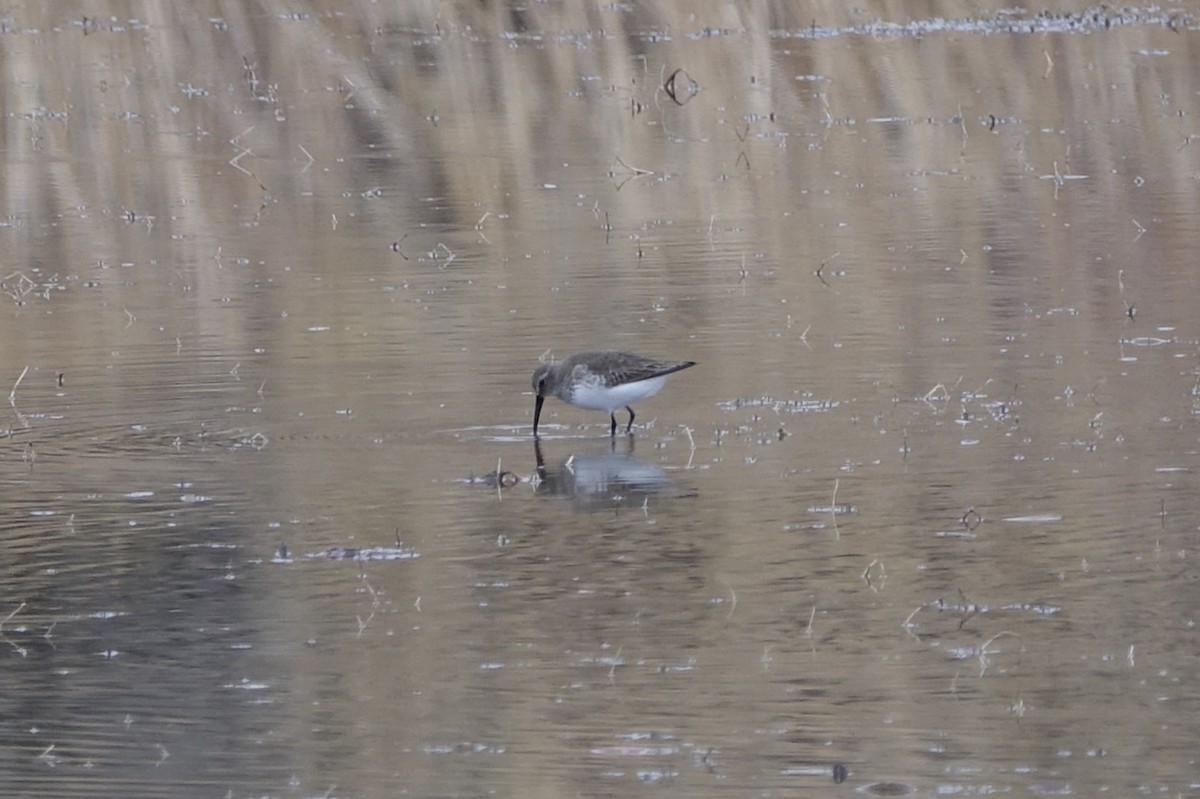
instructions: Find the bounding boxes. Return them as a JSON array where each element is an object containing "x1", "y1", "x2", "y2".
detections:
[
  {"x1": 9, "y1": 366, "x2": 28, "y2": 406},
  {"x1": 861, "y1": 558, "x2": 885, "y2": 591},
  {"x1": 815, "y1": 252, "x2": 839, "y2": 289},
  {"x1": 609, "y1": 156, "x2": 654, "y2": 191},
  {"x1": 831, "y1": 478, "x2": 840, "y2": 539},
  {"x1": 978, "y1": 630, "x2": 1022, "y2": 677},
  {"x1": 229, "y1": 126, "x2": 268, "y2": 192},
  {"x1": 297, "y1": 143, "x2": 315, "y2": 173},
  {"x1": 902, "y1": 603, "x2": 926, "y2": 635},
  {"x1": 1, "y1": 602, "x2": 28, "y2": 656},
  {"x1": 663, "y1": 68, "x2": 699, "y2": 106}
]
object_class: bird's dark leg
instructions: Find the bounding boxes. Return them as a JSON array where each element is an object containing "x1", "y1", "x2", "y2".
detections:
[
  {"x1": 609, "y1": 412, "x2": 618, "y2": 436},
  {"x1": 625, "y1": 406, "x2": 635, "y2": 433},
  {"x1": 534, "y1": 438, "x2": 548, "y2": 480}
]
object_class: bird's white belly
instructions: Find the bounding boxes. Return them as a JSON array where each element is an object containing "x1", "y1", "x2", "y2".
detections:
[{"x1": 569, "y1": 375, "x2": 667, "y2": 411}]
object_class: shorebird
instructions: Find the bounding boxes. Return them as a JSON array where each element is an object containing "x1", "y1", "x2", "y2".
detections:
[{"x1": 532, "y1": 350, "x2": 696, "y2": 436}]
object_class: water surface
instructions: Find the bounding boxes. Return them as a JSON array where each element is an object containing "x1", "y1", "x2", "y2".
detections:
[{"x1": 1, "y1": 2, "x2": 1199, "y2": 796}]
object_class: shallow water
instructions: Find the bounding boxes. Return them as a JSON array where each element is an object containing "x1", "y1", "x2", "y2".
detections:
[{"x1": 2, "y1": 2, "x2": 1200, "y2": 797}]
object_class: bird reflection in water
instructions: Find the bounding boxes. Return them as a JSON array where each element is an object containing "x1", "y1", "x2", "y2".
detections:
[{"x1": 533, "y1": 437, "x2": 671, "y2": 509}]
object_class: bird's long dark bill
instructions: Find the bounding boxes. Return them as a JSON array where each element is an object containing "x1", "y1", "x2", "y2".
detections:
[{"x1": 533, "y1": 395, "x2": 544, "y2": 436}]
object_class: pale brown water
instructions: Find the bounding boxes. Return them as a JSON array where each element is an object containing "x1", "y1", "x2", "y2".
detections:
[{"x1": 2, "y1": 2, "x2": 1199, "y2": 797}]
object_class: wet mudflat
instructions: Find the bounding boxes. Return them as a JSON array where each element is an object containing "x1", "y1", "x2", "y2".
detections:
[{"x1": 1, "y1": 2, "x2": 1199, "y2": 797}]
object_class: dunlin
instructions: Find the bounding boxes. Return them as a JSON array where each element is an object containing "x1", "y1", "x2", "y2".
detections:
[{"x1": 532, "y1": 350, "x2": 696, "y2": 436}]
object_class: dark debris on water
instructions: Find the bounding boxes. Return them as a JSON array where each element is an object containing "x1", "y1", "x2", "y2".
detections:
[
  {"x1": 767, "y1": 6, "x2": 1193, "y2": 39},
  {"x1": 272, "y1": 542, "x2": 419, "y2": 563},
  {"x1": 717, "y1": 396, "x2": 839, "y2": 414},
  {"x1": 456, "y1": 470, "x2": 523, "y2": 489}
]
